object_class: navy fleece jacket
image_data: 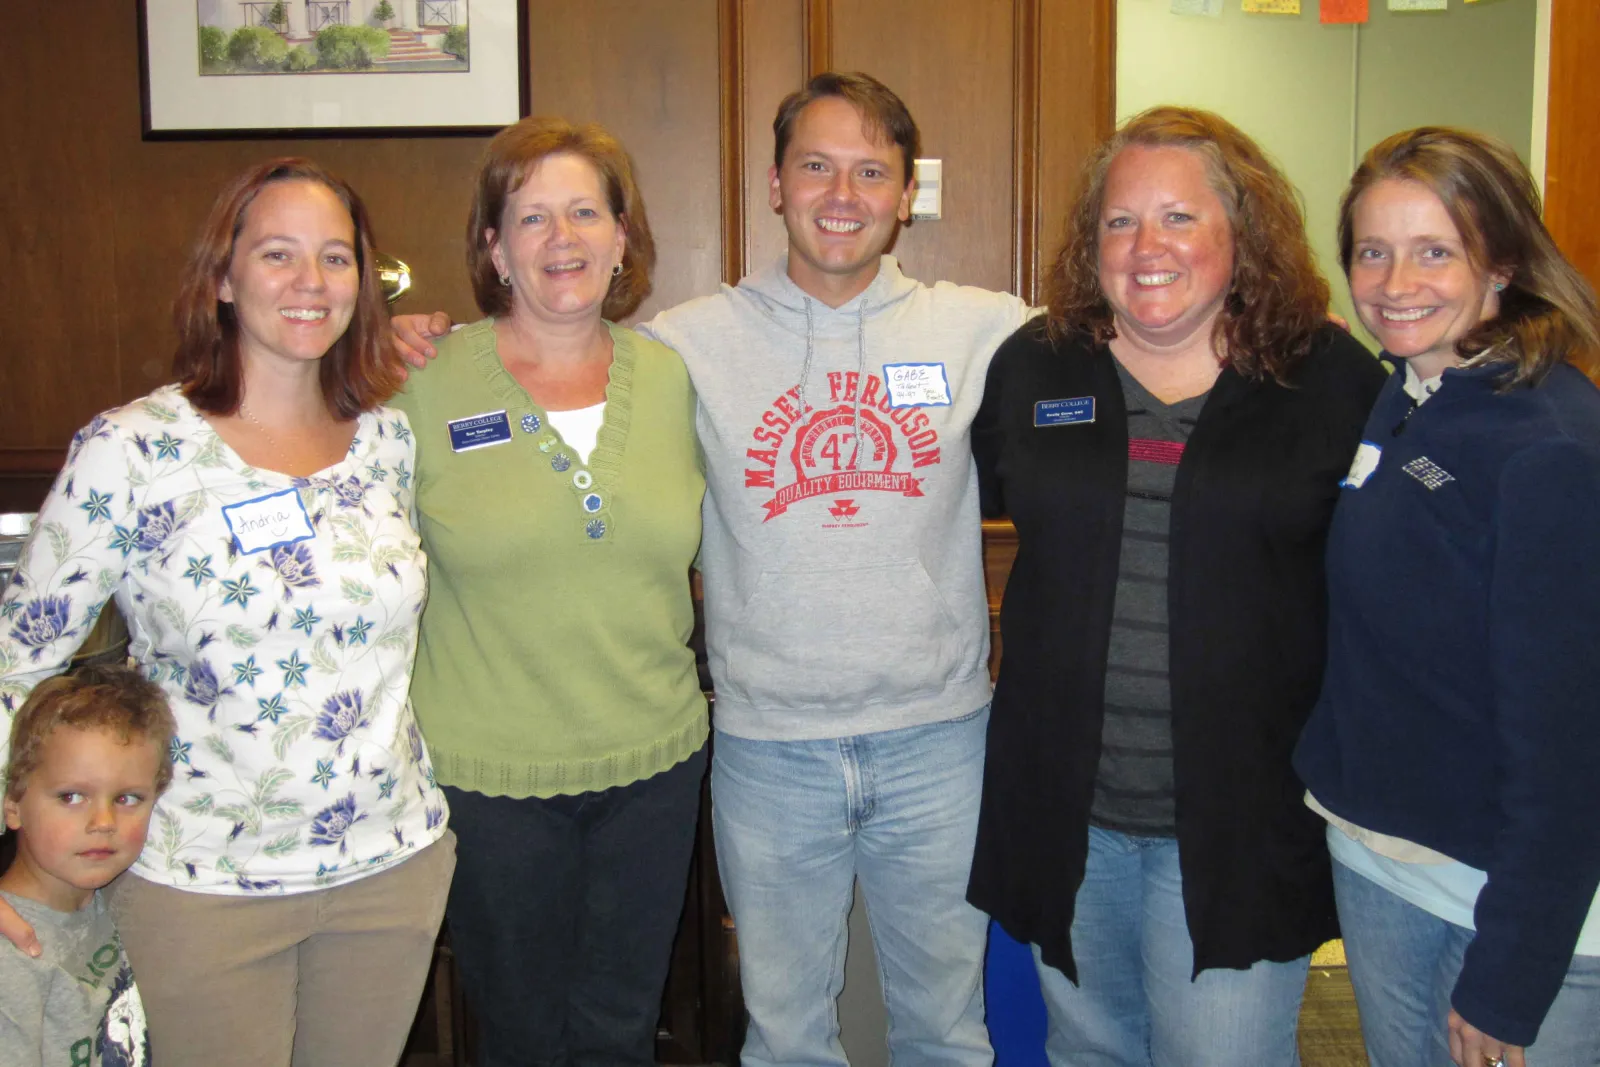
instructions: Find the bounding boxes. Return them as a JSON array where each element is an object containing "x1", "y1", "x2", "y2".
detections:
[{"x1": 1295, "y1": 359, "x2": 1600, "y2": 1046}]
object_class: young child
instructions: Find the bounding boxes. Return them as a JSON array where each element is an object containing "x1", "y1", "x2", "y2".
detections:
[{"x1": 0, "y1": 664, "x2": 175, "y2": 1067}]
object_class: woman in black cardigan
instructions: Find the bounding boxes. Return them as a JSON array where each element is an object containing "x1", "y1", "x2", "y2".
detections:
[{"x1": 966, "y1": 107, "x2": 1385, "y2": 1067}]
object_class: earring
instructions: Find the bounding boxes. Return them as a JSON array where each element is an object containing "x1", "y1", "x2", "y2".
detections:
[
  {"x1": 498, "y1": 273, "x2": 511, "y2": 287},
  {"x1": 1493, "y1": 281, "x2": 1506, "y2": 292},
  {"x1": 611, "y1": 263, "x2": 623, "y2": 277}
]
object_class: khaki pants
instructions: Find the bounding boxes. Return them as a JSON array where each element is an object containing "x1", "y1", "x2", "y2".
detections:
[{"x1": 107, "y1": 830, "x2": 455, "y2": 1067}]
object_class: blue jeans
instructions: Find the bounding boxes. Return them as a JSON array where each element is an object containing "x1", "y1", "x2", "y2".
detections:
[
  {"x1": 1033, "y1": 827, "x2": 1309, "y2": 1067},
  {"x1": 711, "y1": 708, "x2": 992, "y2": 1067},
  {"x1": 1333, "y1": 860, "x2": 1600, "y2": 1066},
  {"x1": 442, "y1": 746, "x2": 708, "y2": 1067}
]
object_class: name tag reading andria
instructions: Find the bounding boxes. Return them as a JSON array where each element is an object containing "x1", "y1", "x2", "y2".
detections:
[{"x1": 223, "y1": 487, "x2": 316, "y2": 555}]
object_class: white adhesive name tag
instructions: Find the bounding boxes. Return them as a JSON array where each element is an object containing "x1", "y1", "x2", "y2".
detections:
[
  {"x1": 223, "y1": 488, "x2": 315, "y2": 555},
  {"x1": 1341, "y1": 441, "x2": 1382, "y2": 489},
  {"x1": 882, "y1": 363, "x2": 953, "y2": 408}
]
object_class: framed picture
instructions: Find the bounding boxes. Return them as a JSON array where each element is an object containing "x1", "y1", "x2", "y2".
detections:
[{"x1": 138, "y1": 0, "x2": 528, "y2": 139}]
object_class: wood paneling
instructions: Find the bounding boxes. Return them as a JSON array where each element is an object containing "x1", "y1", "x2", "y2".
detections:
[
  {"x1": 830, "y1": 0, "x2": 1018, "y2": 293},
  {"x1": 522, "y1": 0, "x2": 722, "y2": 323},
  {"x1": 1545, "y1": 0, "x2": 1600, "y2": 289},
  {"x1": 741, "y1": 1, "x2": 806, "y2": 274}
]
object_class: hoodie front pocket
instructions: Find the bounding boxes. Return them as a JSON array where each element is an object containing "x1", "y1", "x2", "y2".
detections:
[{"x1": 718, "y1": 558, "x2": 970, "y2": 710}]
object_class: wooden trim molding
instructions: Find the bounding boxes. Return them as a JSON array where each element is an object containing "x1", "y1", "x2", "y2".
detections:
[
  {"x1": 718, "y1": 0, "x2": 748, "y2": 286},
  {"x1": 0, "y1": 448, "x2": 64, "y2": 475},
  {"x1": 803, "y1": 0, "x2": 832, "y2": 78},
  {"x1": 1011, "y1": 0, "x2": 1042, "y2": 305}
]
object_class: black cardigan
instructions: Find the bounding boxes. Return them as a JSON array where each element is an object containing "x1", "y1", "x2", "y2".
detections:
[{"x1": 966, "y1": 321, "x2": 1386, "y2": 979}]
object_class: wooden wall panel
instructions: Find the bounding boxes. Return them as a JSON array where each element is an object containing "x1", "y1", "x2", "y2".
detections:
[
  {"x1": 1036, "y1": 0, "x2": 1116, "y2": 303},
  {"x1": 830, "y1": 0, "x2": 1018, "y2": 294},
  {"x1": 0, "y1": 4, "x2": 137, "y2": 457},
  {"x1": 1545, "y1": 0, "x2": 1600, "y2": 289},
  {"x1": 741, "y1": 1, "x2": 806, "y2": 277},
  {"x1": 523, "y1": 0, "x2": 722, "y2": 322}
]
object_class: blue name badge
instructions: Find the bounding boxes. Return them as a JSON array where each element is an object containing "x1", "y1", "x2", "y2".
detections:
[
  {"x1": 447, "y1": 409, "x2": 513, "y2": 452},
  {"x1": 222, "y1": 487, "x2": 316, "y2": 556},
  {"x1": 1034, "y1": 397, "x2": 1095, "y2": 427}
]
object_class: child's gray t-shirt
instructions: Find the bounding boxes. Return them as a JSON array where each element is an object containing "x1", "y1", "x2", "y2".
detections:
[{"x1": 0, "y1": 889, "x2": 149, "y2": 1067}]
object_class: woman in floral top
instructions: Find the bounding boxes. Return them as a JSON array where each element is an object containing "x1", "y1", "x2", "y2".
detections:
[{"x1": 0, "y1": 159, "x2": 454, "y2": 1066}]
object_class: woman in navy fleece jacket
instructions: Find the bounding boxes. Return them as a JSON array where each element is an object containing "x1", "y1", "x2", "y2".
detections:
[{"x1": 1294, "y1": 128, "x2": 1600, "y2": 1067}]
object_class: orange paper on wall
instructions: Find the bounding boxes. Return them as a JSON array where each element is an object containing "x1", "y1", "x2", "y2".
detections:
[
  {"x1": 1322, "y1": 0, "x2": 1369, "y2": 22},
  {"x1": 1243, "y1": 0, "x2": 1301, "y2": 13}
]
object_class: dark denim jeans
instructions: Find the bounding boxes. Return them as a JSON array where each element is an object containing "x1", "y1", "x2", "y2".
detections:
[{"x1": 442, "y1": 744, "x2": 708, "y2": 1067}]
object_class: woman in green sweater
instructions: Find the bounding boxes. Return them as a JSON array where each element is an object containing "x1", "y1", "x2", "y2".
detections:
[{"x1": 391, "y1": 118, "x2": 707, "y2": 1066}]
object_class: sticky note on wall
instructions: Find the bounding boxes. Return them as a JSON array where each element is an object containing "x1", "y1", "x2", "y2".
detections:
[
  {"x1": 1244, "y1": 0, "x2": 1301, "y2": 11},
  {"x1": 1388, "y1": 0, "x2": 1446, "y2": 10},
  {"x1": 1322, "y1": 0, "x2": 1369, "y2": 22}
]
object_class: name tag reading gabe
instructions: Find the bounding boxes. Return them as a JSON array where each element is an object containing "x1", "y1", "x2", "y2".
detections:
[
  {"x1": 882, "y1": 363, "x2": 952, "y2": 408},
  {"x1": 448, "y1": 409, "x2": 513, "y2": 452},
  {"x1": 1034, "y1": 397, "x2": 1095, "y2": 427},
  {"x1": 223, "y1": 488, "x2": 315, "y2": 555}
]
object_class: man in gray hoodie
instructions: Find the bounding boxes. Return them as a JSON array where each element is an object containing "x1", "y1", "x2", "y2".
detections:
[
  {"x1": 638, "y1": 74, "x2": 1030, "y2": 1066},
  {"x1": 393, "y1": 72, "x2": 1032, "y2": 1065}
]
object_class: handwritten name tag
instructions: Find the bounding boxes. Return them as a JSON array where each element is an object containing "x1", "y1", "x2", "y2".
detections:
[
  {"x1": 222, "y1": 488, "x2": 315, "y2": 555},
  {"x1": 447, "y1": 409, "x2": 513, "y2": 452},
  {"x1": 882, "y1": 363, "x2": 953, "y2": 408},
  {"x1": 1341, "y1": 441, "x2": 1382, "y2": 489}
]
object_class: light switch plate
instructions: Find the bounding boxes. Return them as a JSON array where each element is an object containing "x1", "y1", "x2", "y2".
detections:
[{"x1": 911, "y1": 158, "x2": 942, "y2": 220}]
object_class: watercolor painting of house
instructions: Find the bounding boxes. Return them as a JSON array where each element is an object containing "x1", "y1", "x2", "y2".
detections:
[{"x1": 195, "y1": 0, "x2": 469, "y2": 75}]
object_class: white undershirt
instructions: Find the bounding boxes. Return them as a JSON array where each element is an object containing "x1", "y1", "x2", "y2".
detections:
[{"x1": 545, "y1": 402, "x2": 606, "y2": 464}]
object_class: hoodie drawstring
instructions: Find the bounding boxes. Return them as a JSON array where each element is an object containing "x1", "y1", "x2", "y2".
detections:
[
  {"x1": 850, "y1": 302, "x2": 866, "y2": 470},
  {"x1": 796, "y1": 295, "x2": 869, "y2": 471}
]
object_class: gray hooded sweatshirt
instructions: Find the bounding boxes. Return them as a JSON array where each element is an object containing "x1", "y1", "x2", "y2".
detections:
[{"x1": 641, "y1": 256, "x2": 1032, "y2": 741}]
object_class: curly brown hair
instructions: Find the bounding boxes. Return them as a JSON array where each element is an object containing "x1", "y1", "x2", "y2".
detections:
[
  {"x1": 1044, "y1": 106, "x2": 1330, "y2": 382},
  {"x1": 467, "y1": 117, "x2": 655, "y2": 321},
  {"x1": 172, "y1": 158, "x2": 400, "y2": 419},
  {"x1": 1338, "y1": 127, "x2": 1600, "y2": 387},
  {"x1": 4, "y1": 664, "x2": 176, "y2": 802}
]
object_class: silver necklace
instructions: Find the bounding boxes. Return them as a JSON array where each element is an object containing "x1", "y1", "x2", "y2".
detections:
[{"x1": 238, "y1": 403, "x2": 289, "y2": 465}]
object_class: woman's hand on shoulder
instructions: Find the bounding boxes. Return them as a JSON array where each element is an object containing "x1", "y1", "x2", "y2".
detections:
[
  {"x1": 0, "y1": 894, "x2": 40, "y2": 958},
  {"x1": 390, "y1": 312, "x2": 455, "y2": 371},
  {"x1": 1448, "y1": 1008, "x2": 1524, "y2": 1067}
]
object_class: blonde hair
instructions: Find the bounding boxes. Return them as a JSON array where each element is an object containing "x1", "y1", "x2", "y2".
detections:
[
  {"x1": 1338, "y1": 127, "x2": 1600, "y2": 386},
  {"x1": 5, "y1": 665, "x2": 176, "y2": 801}
]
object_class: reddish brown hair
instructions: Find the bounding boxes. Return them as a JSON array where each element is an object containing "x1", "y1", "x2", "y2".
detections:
[
  {"x1": 1338, "y1": 127, "x2": 1600, "y2": 387},
  {"x1": 1045, "y1": 106, "x2": 1330, "y2": 382},
  {"x1": 4, "y1": 664, "x2": 176, "y2": 802},
  {"x1": 467, "y1": 117, "x2": 656, "y2": 320},
  {"x1": 172, "y1": 158, "x2": 400, "y2": 418}
]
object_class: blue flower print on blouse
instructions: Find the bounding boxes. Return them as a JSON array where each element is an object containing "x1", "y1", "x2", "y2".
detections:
[
  {"x1": 132, "y1": 501, "x2": 185, "y2": 553},
  {"x1": 9, "y1": 595, "x2": 73, "y2": 659},
  {"x1": 0, "y1": 388, "x2": 443, "y2": 896},
  {"x1": 309, "y1": 793, "x2": 366, "y2": 853},
  {"x1": 328, "y1": 475, "x2": 369, "y2": 510},
  {"x1": 315, "y1": 690, "x2": 371, "y2": 754},
  {"x1": 182, "y1": 660, "x2": 226, "y2": 717},
  {"x1": 268, "y1": 542, "x2": 321, "y2": 599}
]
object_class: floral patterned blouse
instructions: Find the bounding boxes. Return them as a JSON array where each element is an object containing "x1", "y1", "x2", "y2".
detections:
[{"x1": 0, "y1": 386, "x2": 447, "y2": 895}]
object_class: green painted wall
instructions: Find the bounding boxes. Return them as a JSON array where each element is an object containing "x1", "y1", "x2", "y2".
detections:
[{"x1": 1115, "y1": 0, "x2": 1536, "y2": 344}]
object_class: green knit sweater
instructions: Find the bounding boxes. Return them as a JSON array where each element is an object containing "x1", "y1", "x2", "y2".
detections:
[{"x1": 393, "y1": 319, "x2": 707, "y2": 797}]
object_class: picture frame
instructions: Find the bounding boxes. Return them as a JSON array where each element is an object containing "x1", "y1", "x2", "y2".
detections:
[{"x1": 138, "y1": 0, "x2": 528, "y2": 140}]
